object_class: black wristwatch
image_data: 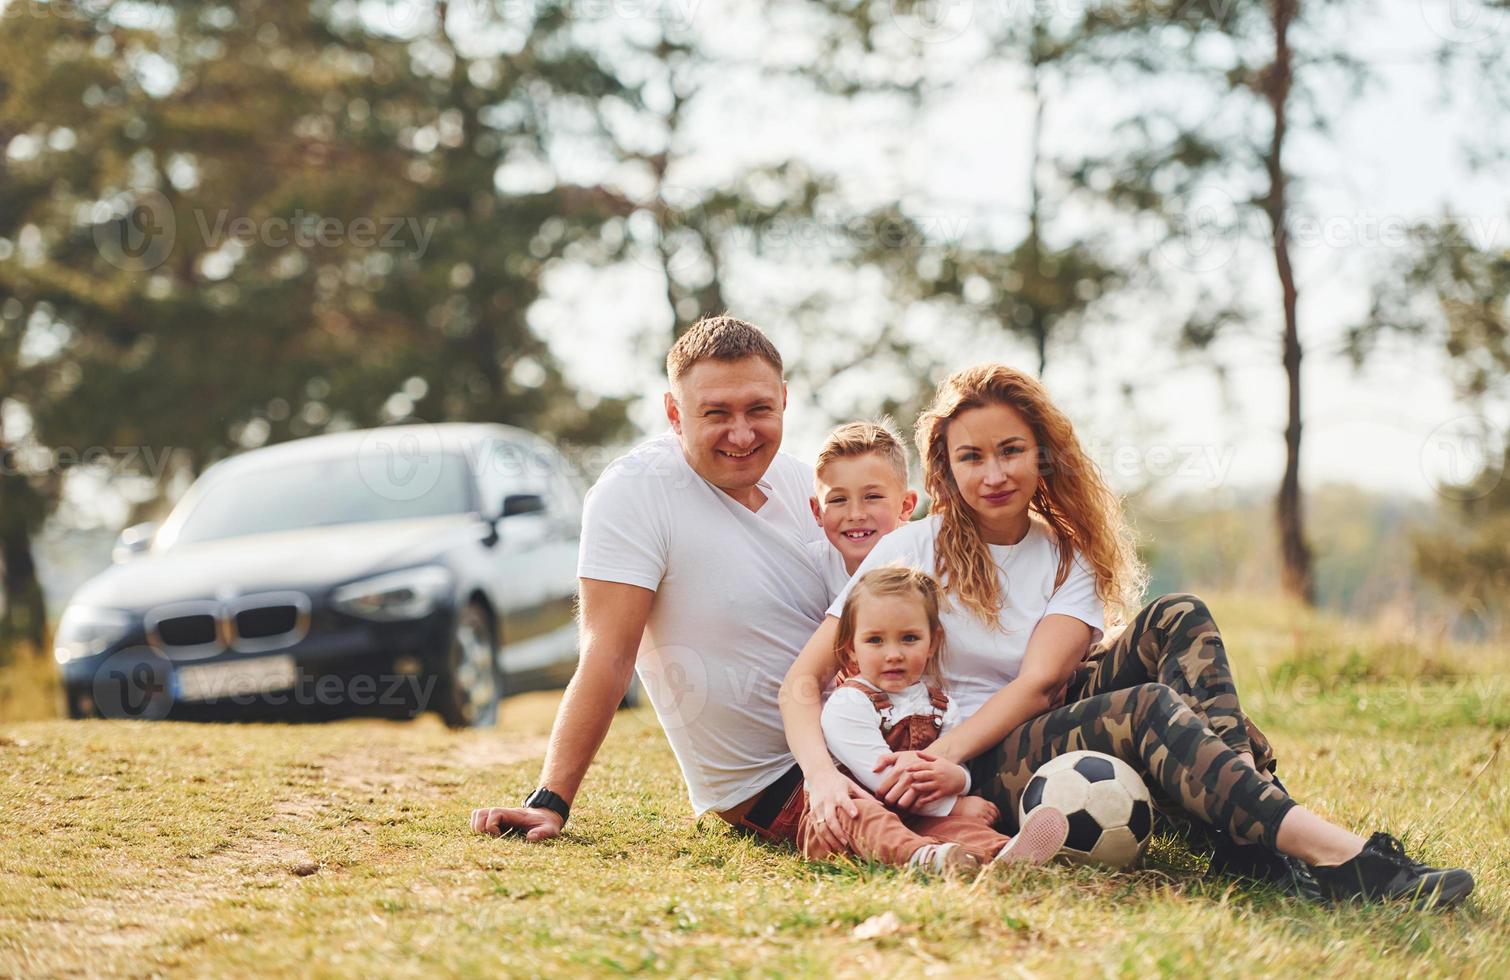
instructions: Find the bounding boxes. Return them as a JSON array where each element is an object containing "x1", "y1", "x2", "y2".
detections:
[{"x1": 523, "y1": 787, "x2": 570, "y2": 825}]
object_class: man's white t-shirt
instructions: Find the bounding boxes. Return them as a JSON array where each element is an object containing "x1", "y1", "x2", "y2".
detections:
[
  {"x1": 577, "y1": 433, "x2": 828, "y2": 816},
  {"x1": 828, "y1": 515, "x2": 1106, "y2": 720},
  {"x1": 820, "y1": 678, "x2": 968, "y2": 818},
  {"x1": 803, "y1": 538, "x2": 852, "y2": 607}
]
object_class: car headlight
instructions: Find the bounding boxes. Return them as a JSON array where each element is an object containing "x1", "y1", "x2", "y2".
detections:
[
  {"x1": 331, "y1": 565, "x2": 454, "y2": 622},
  {"x1": 54, "y1": 606, "x2": 134, "y2": 664}
]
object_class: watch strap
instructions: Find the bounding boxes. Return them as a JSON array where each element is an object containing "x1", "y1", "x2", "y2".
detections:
[{"x1": 523, "y1": 786, "x2": 570, "y2": 825}]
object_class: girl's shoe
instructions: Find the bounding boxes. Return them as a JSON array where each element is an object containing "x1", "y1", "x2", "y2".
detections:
[
  {"x1": 908, "y1": 842, "x2": 980, "y2": 879},
  {"x1": 1308, "y1": 832, "x2": 1474, "y2": 910},
  {"x1": 988, "y1": 806, "x2": 1070, "y2": 869}
]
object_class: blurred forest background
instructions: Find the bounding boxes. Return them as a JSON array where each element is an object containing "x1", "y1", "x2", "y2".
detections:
[{"x1": 2, "y1": 0, "x2": 1509, "y2": 667}]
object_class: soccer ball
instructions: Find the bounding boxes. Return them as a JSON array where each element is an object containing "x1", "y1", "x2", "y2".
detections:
[{"x1": 1018, "y1": 750, "x2": 1153, "y2": 869}]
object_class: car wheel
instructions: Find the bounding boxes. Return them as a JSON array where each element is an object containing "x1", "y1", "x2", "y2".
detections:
[
  {"x1": 435, "y1": 600, "x2": 501, "y2": 729},
  {"x1": 61, "y1": 684, "x2": 99, "y2": 720}
]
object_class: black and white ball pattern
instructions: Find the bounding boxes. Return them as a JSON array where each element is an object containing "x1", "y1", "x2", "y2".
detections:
[{"x1": 1018, "y1": 750, "x2": 1153, "y2": 869}]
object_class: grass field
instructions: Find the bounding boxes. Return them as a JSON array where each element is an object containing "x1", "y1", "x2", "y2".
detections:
[{"x1": 1, "y1": 593, "x2": 1507, "y2": 978}]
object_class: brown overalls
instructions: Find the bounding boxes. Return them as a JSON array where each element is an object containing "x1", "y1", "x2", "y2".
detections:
[{"x1": 776, "y1": 680, "x2": 1015, "y2": 866}]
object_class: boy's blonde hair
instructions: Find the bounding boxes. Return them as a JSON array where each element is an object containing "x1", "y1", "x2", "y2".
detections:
[
  {"x1": 833, "y1": 565, "x2": 945, "y2": 683},
  {"x1": 815, "y1": 418, "x2": 909, "y2": 489}
]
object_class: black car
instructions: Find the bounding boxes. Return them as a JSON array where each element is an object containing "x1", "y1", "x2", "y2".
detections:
[{"x1": 53, "y1": 422, "x2": 584, "y2": 726}]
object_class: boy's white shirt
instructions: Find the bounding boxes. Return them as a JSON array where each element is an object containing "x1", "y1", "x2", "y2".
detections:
[
  {"x1": 820, "y1": 677, "x2": 969, "y2": 818},
  {"x1": 802, "y1": 538, "x2": 853, "y2": 607}
]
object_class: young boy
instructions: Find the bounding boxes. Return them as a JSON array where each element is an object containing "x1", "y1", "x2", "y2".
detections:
[{"x1": 807, "y1": 420, "x2": 918, "y2": 603}]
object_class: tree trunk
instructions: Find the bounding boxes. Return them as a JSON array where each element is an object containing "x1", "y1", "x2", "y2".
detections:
[
  {"x1": 0, "y1": 423, "x2": 49, "y2": 655},
  {"x1": 1026, "y1": 33, "x2": 1048, "y2": 379},
  {"x1": 1264, "y1": 0, "x2": 1315, "y2": 604},
  {"x1": 0, "y1": 515, "x2": 47, "y2": 655}
]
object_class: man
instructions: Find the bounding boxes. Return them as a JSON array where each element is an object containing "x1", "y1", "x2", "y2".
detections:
[{"x1": 469, "y1": 315, "x2": 838, "y2": 843}]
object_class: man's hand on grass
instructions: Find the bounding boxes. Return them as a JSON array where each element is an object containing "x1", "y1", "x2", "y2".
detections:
[{"x1": 470, "y1": 806, "x2": 563, "y2": 842}]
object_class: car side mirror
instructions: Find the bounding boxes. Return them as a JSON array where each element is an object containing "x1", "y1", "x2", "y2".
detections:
[
  {"x1": 112, "y1": 521, "x2": 158, "y2": 563},
  {"x1": 500, "y1": 493, "x2": 546, "y2": 519}
]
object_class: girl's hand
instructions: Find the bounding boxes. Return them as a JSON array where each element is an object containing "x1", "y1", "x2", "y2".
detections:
[
  {"x1": 874, "y1": 751, "x2": 967, "y2": 809},
  {"x1": 804, "y1": 766, "x2": 862, "y2": 853}
]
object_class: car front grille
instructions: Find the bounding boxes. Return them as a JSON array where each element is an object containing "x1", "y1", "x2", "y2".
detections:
[
  {"x1": 148, "y1": 592, "x2": 311, "y2": 659},
  {"x1": 235, "y1": 605, "x2": 299, "y2": 639},
  {"x1": 157, "y1": 614, "x2": 219, "y2": 647}
]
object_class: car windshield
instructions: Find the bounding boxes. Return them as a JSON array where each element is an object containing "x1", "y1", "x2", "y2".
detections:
[{"x1": 168, "y1": 450, "x2": 474, "y2": 547}]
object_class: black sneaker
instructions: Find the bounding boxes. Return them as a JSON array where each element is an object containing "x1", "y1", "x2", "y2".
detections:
[
  {"x1": 1309, "y1": 832, "x2": 1474, "y2": 910},
  {"x1": 1205, "y1": 831, "x2": 1322, "y2": 901}
]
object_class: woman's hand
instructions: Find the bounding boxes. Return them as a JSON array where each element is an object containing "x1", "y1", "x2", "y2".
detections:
[
  {"x1": 874, "y1": 751, "x2": 967, "y2": 809},
  {"x1": 804, "y1": 766, "x2": 862, "y2": 853}
]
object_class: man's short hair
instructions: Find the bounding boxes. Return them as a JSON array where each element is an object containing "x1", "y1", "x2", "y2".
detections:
[
  {"x1": 815, "y1": 419, "x2": 910, "y2": 488},
  {"x1": 666, "y1": 314, "x2": 784, "y2": 389}
]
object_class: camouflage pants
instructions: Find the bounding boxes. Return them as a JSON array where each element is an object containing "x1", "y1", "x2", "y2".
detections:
[{"x1": 981, "y1": 593, "x2": 1296, "y2": 848}]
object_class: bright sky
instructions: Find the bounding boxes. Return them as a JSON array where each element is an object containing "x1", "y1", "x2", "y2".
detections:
[{"x1": 532, "y1": 0, "x2": 1510, "y2": 506}]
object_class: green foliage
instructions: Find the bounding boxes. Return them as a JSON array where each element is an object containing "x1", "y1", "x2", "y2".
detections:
[
  {"x1": 797, "y1": 1, "x2": 1132, "y2": 379},
  {"x1": 2, "y1": 1, "x2": 635, "y2": 465},
  {"x1": 1353, "y1": 219, "x2": 1510, "y2": 632}
]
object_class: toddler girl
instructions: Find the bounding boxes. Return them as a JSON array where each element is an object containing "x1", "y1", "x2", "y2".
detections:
[{"x1": 802, "y1": 565, "x2": 1069, "y2": 876}]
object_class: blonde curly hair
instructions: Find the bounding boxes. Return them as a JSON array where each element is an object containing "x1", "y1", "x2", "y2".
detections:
[{"x1": 915, "y1": 363, "x2": 1145, "y2": 627}]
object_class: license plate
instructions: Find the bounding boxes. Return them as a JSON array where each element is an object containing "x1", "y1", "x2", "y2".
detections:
[{"x1": 174, "y1": 655, "x2": 298, "y2": 703}]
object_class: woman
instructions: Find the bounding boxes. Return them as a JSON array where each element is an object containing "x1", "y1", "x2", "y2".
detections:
[{"x1": 779, "y1": 363, "x2": 1473, "y2": 909}]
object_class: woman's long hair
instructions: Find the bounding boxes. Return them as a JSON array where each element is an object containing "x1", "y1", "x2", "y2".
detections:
[{"x1": 916, "y1": 363, "x2": 1145, "y2": 627}]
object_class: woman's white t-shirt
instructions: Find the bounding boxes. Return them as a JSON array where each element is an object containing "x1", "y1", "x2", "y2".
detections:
[{"x1": 827, "y1": 515, "x2": 1106, "y2": 720}]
